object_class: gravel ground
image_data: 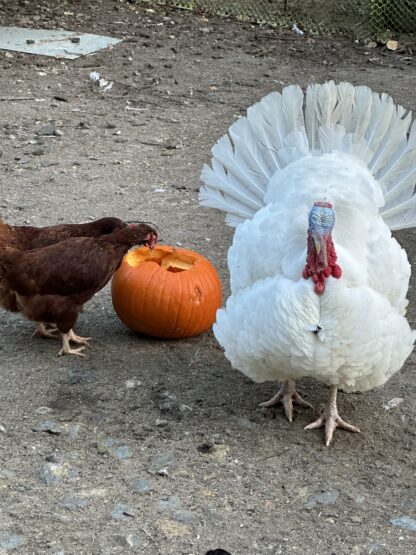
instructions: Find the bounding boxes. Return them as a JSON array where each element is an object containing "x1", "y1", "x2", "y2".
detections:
[{"x1": 0, "y1": 1, "x2": 415, "y2": 554}]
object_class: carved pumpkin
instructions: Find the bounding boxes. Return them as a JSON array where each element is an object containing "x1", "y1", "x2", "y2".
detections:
[{"x1": 111, "y1": 245, "x2": 222, "y2": 339}]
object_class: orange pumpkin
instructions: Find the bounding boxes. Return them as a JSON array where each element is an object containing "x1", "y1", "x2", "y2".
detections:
[{"x1": 111, "y1": 245, "x2": 222, "y2": 339}]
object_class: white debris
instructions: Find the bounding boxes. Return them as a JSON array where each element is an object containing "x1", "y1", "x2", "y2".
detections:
[
  {"x1": 89, "y1": 71, "x2": 113, "y2": 91},
  {"x1": 383, "y1": 397, "x2": 404, "y2": 411},
  {"x1": 292, "y1": 23, "x2": 304, "y2": 35},
  {"x1": 0, "y1": 26, "x2": 122, "y2": 59}
]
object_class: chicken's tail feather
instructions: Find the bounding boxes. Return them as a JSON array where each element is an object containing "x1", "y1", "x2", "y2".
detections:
[{"x1": 199, "y1": 81, "x2": 416, "y2": 231}]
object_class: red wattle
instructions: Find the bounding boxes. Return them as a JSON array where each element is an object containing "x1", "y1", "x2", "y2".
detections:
[{"x1": 302, "y1": 232, "x2": 342, "y2": 294}]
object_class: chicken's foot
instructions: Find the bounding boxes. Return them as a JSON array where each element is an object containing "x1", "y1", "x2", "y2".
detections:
[
  {"x1": 34, "y1": 322, "x2": 59, "y2": 339},
  {"x1": 57, "y1": 332, "x2": 87, "y2": 357},
  {"x1": 304, "y1": 385, "x2": 360, "y2": 446},
  {"x1": 68, "y1": 329, "x2": 91, "y2": 346},
  {"x1": 259, "y1": 379, "x2": 312, "y2": 422}
]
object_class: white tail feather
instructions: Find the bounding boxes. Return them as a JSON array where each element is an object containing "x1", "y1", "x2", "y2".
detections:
[{"x1": 199, "y1": 81, "x2": 416, "y2": 230}]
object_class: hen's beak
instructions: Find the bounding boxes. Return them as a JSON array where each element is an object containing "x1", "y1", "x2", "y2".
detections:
[{"x1": 145, "y1": 232, "x2": 158, "y2": 251}]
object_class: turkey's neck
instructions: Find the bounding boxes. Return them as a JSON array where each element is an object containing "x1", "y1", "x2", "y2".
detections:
[{"x1": 302, "y1": 231, "x2": 342, "y2": 295}]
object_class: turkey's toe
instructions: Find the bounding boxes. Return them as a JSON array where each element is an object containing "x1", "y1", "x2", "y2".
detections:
[{"x1": 260, "y1": 379, "x2": 312, "y2": 422}]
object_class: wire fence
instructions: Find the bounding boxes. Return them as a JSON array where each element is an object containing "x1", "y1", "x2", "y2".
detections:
[{"x1": 139, "y1": 0, "x2": 416, "y2": 38}]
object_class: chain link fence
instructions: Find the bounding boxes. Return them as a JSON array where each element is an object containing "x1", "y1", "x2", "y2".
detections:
[{"x1": 138, "y1": 0, "x2": 416, "y2": 38}]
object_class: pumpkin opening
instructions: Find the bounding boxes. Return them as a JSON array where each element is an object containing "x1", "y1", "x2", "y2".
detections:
[{"x1": 125, "y1": 247, "x2": 197, "y2": 273}]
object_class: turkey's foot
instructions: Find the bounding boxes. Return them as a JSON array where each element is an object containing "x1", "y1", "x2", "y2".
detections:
[
  {"x1": 34, "y1": 322, "x2": 59, "y2": 339},
  {"x1": 304, "y1": 385, "x2": 360, "y2": 446},
  {"x1": 57, "y1": 333, "x2": 87, "y2": 357},
  {"x1": 68, "y1": 329, "x2": 91, "y2": 346},
  {"x1": 259, "y1": 379, "x2": 312, "y2": 422}
]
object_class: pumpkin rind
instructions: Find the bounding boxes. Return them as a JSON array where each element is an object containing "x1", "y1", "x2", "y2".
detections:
[{"x1": 111, "y1": 245, "x2": 222, "y2": 339}]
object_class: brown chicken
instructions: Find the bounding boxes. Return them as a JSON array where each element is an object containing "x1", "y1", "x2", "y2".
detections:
[
  {"x1": 0, "y1": 216, "x2": 128, "y2": 334},
  {"x1": 0, "y1": 216, "x2": 127, "y2": 251},
  {"x1": 0, "y1": 223, "x2": 158, "y2": 357}
]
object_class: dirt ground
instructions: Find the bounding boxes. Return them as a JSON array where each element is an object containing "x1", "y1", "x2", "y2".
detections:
[{"x1": 0, "y1": 1, "x2": 416, "y2": 554}]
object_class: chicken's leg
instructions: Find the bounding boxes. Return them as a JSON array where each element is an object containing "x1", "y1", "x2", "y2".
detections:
[
  {"x1": 57, "y1": 331, "x2": 89, "y2": 357},
  {"x1": 67, "y1": 329, "x2": 91, "y2": 345},
  {"x1": 34, "y1": 322, "x2": 59, "y2": 339},
  {"x1": 304, "y1": 385, "x2": 360, "y2": 446},
  {"x1": 260, "y1": 379, "x2": 312, "y2": 422}
]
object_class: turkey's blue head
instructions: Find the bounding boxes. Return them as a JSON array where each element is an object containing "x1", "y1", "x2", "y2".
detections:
[{"x1": 303, "y1": 201, "x2": 342, "y2": 295}]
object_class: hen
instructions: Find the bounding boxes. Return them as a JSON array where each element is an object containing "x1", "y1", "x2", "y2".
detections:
[
  {"x1": 0, "y1": 223, "x2": 158, "y2": 357},
  {"x1": 199, "y1": 81, "x2": 416, "y2": 445},
  {"x1": 0, "y1": 216, "x2": 127, "y2": 335}
]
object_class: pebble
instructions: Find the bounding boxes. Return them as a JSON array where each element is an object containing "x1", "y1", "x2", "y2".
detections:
[
  {"x1": 32, "y1": 420, "x2": 63, "y2": 435},
  {"x1": 197, "y1": 441, "x2": 215, "y2": 454},
  {"x1": 148, "y1": 452, "x2": 177, "y2": 475},
  {"x1": 40, "y1": 462, "x2": 67, "y2": 486},
  {"x1": 31, "y1": 148, "x2": 45, "y2": 156},
  {"x1": 304, "y1": 490, "x2": 339, "y2": 509},
  {"x1": 115, "y1": 534, "x2": 141, "y2": 548},
  {"x1": 36, "y1": 124, "x2": 59, "y2": 137},
  {"x1": 156, "y1": 391, "x2": 183, "y2": 421},
  {"x1": 113, "y1": 445, "x2": 133, "y2": 460},
  {"x1": 390, "y1": 515, "x2": 416, "y2": 531},
  {"x1": 59, "y1": 496, "x2": 89, "y2": 511},
  {"x1": 158, "y1": 496, "x2": 181, "y2": 511},
  {"x1": 111, "y1": 503, "x2": 136, "y2": 520},
  {"x1": 0, "y1": 534, "x2": 25, "y2": 551},
  {"x1": 172, "y1": 510, "x2": 196, "y2": 524},
  {"x1": 132, "y1": 478, "x2": 152, "y2": 493},
  {"x1": 40, "y1": 160, "x2": 59, "y2": 168}
]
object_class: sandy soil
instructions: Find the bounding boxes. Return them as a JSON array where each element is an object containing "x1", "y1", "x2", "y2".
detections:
[{"x1": 0, "y1": 1, "x2": 415, "y2": 554}]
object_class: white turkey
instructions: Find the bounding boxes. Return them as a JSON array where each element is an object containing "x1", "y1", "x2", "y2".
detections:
[{"x1": 199, "y1": 81, "x2": 416, "y2": 445}]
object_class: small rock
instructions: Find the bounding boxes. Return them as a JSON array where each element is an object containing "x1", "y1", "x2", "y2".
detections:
[
  {"x1": 155, "y1": 419, "x2": 169, "y2": 428},
  {"x1": 113, "y1": 445, "x2": 133, "y2": 460},
  {"x1": 390, "y1": 515, "x2": 416, "y2": 531},
  {"x1": 45, "y1": 453, "x2": 59, "y2": 463},
  {"x1": 173, "y1": 510, "x2": 196, "y2": 524},
  {"x1": 26, "y1": 39, "x2": 35, "y2": 44},
  {"x1": 132, "y1": 478, "x2": 152, "y2": 493},
  {"x1": 304, "y1": 490, "x2": 339, "y2": 509},
  {"x1": 32, "y1": 420, "x2": 63, "y2": 435},
  {"x1": 32, "y1": 148, "x2": 45, "y2": 156},
  {"x1": 0, "y1": 534, "x2": 25, "y2": 551},
  {"x1": 40, "y1": 160, "x2": 59, "y2": 168},
  {"x1": 197, "y1": 441, "x2": 215, "y2": 454},
  {"x1": 158, "y1": 496, "x2": 181, "y2": 511},
  {"x1": 149, "y1": 452, "x2": 177, "y2": 475},
  {"x1": 53, "y1": 95, "x2": 68, "y2": 102},
  {"x1": 59, "y1": 496, "x2": 88, "y2": 510},
  {"x1": 115, "y1": 534, "x2": 141, "y2": 548},
  {"x1": 40, "y1": 462, "x2": 67, "y2": 486},
  {"x1": 111, "y1": 503, "x2": 136, "y2": 520},
  {"x1": 114, "y1": 137, "x2": 128, "y2": 144},
  {"x1": 0, "y1": 424, "x2": 6, "y2": 434},
  {"x1": 36, "y1": 124, "x2": 59, "y2": 137},
  {"x1": 70, "y1": 37, "x2": 80, "y2": 43},
  {"x1": 156, "y1": 391, "x2": 183, "y2": 421}
]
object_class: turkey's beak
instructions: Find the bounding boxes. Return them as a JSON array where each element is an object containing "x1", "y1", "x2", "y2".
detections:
[{"x1": 314, "y1": 235, "x2": 328, "y2": 269}]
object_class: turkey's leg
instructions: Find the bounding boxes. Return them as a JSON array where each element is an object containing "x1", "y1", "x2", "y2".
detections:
[
  {"x1": 57, "y1": 332, "x2": 87, "y2": 357},
  {"x1": 260, "y1": 379, "x2": 312, "y2": 422},
  {"x1": 304, "y1": 385, "x2": 360, "y2": 446}
]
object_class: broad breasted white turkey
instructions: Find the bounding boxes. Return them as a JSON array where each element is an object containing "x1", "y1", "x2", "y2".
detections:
[{"x1": 199, "y1": 81, "x2": 416, "y2": 445}]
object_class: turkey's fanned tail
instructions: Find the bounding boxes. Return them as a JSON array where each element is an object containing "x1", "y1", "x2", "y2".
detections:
[{"x1": 199, "y1": 81, "x2": 416, "y2": 231}]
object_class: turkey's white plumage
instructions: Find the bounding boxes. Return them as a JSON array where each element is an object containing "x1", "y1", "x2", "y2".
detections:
[{"x1": 199, "y1": 81, "x2": 415, "y2": 403}]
